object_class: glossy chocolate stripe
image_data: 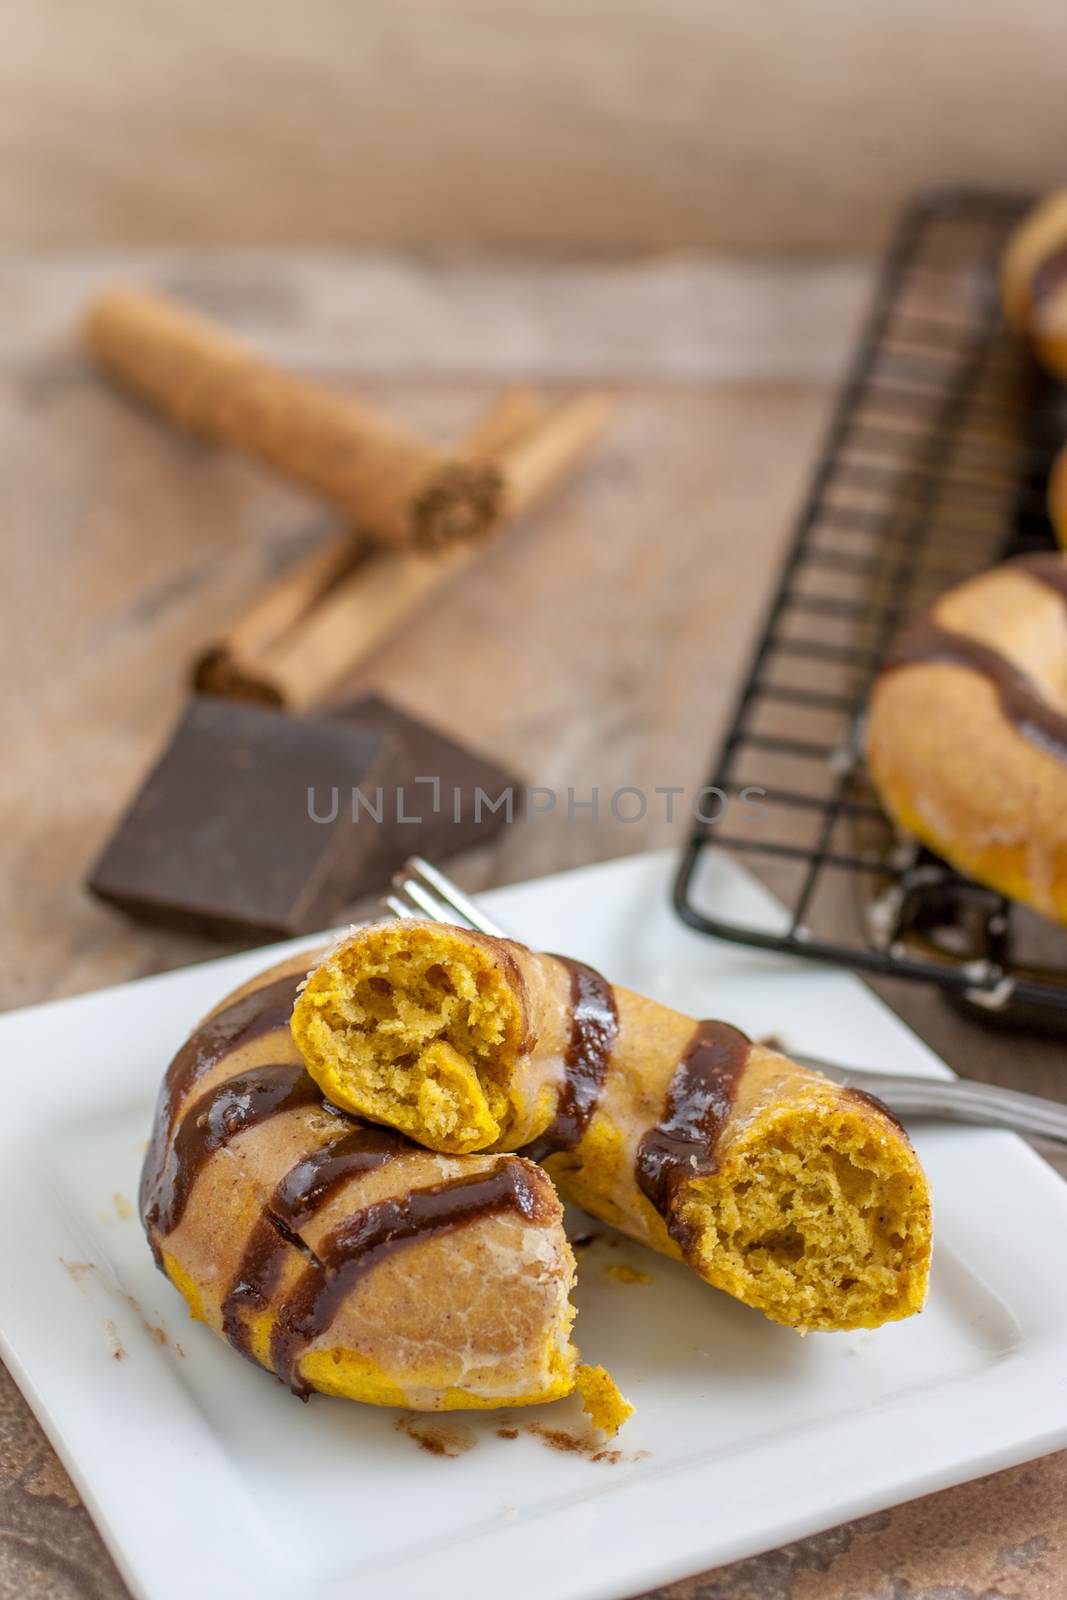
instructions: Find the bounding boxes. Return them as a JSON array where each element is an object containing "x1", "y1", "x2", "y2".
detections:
[
  {"x1": 270, "y1": 1160, "x2": 547, "y2": 1395},
  {"x1": 139, "y1": 971, "x2": 304, "y2": 1223},
  {"x1": 882, "y1": 619, "x2": 1067, "y2": 764},
  {"x1": 1015, "y1": 552, "x2": 1067, "y2": 607},
  {"x1": 523, "y1": 956, "x2": 618, "y2": 1159},
  {"x1": 221, "y1": 1125, "x2": 408, "y2": 1358},
  {"x1": 843, "y1": 1085, "x2": 907, "y2": 1136},
  {"x1": 1030, "y1": 242, "x2": 1067, "y2": 311},
  {"x1": 146, "y1": 1065, "x2": 321, "y2": 1239},
  {"x1": 636, "y1": 1020, "x2": 751, "y2": 1245}
]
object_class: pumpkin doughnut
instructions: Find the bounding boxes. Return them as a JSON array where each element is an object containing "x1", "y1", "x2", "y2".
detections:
[
  {"x1": 292, "y1": 921, "x2": 931, "y2": 1334},
  {"x1": 140, "y1": 950, "x2": 605, "y2": 1415},
  {"x1": 1047, "y1": 438, "x2": 1067, "y2": 550},
  {"x1": 867, "y1": 551, "x2": 1067, "y2": 926},
  {"x1": 1001, "y1": 188, "x2": 1067, "y2": 378}
]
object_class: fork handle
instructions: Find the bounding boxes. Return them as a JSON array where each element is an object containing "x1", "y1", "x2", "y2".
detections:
[
  {"x1": 387, "y1": 862, "x2": 1067, "y2": 1149},
  {"x1": 831, "y1": 1071, "x2": 1067, "y2": 1147}
]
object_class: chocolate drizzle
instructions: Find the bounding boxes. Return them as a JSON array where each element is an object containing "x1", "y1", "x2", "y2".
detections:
[
  {"x1": 635, "y1": 1021, "x2": 751, "y2": 1247},
  {"x1": 1014, "y1": 552, "x2": 1067, "y2": 607},
  {"x1": 143, "y1": 965, "x2": 557, "y2": 1398},
  {"x1": 221, "y1": 1125, "x2": 406, "y2": 1358},
  {"x1": 523, "y1": 956, "x2": 618, "y2": 1159},
  {"x1": 139, "y1": 972, "x2": 304, "y2": 1227},
  {"x1": 881, "y1": 618, "x2": 1067, "y2": 764},
  {"x1": 1030, "y1": 243, "x2": 1067, "y2": 312},
  {"x1": 145, "y1": 1065, "x2": 321, "y2": 1240},
  {"x1": 843, "y1": 1085, "x2": 907, "y2": 1136},
  {"x1": 270, "y1": 1160, "x2": 547, "y2": 1395}
]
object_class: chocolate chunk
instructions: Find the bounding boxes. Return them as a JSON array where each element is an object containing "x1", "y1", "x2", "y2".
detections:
[
  {"x1": 88, "y1": 693, "x2": 519, "y2": 940},
  {"x1": 88, "y1": 697, "x2": 397, "y2": 939},
  {"x1": 332, "y1": 693, "x2": 519, "y2": 885}
]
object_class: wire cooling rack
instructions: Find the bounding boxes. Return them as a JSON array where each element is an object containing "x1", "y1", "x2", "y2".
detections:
[{"x1": 673, "y1": 184, "x2": 1067, "y2": 1023}]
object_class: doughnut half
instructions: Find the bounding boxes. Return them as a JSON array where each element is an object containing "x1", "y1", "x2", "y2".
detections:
[
  {"x1": 140, "y1": 951, "x2": 581, "y2": 1409},
  {"x1": 1001, "y1": 188, "x2": 1067, "y2": 377},
  {"x1": 1048, "y1": 442, "x2": 1067, "y2": 551},
  {"x1": 292, "y1": 921, "x2": 931, "y2": 1334},
  {"x1": 867, "y1": 552, "x2": 1067, "y2": 926}
]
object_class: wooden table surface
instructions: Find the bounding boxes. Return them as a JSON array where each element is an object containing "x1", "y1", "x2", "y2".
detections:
[
  {"x1": 5, "y1": 0, "x2": 1067, "y2": 257},
  {"x1": 3, "y1": 252, "x2": 1067, "y2": 1600}
]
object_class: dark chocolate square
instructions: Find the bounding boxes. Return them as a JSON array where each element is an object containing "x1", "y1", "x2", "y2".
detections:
[
  {"x1": 88, "y1": 696, "x2": 398, "y2": 939},
  {"x1": 330, "y1": 694, "x2": 521, "y2": 903},
  {"x1": 88, "y1": 693, "x2": 521, "y2": 941}
]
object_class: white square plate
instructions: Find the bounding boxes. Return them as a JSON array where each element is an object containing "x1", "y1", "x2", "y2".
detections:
[{"x1": 2, "y1": 848, "x2": 1067, "y2": 1600}]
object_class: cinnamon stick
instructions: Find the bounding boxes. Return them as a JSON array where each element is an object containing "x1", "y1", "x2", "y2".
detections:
[
  {"x1": 195, "y1": 387, "x2": 545, "y2": 682},
  {"x1": 86, "y1": 287, "x2": 503, "y2": 550},
  {"x1": 497, "y1": 392, "x2": 610, "y2": 518},
  {"x1": 197, "y1": 538, "x2": 360, "y2": 682},
  {"x1": 203, "y1": 391, "x2": 611, "y2": 710}
]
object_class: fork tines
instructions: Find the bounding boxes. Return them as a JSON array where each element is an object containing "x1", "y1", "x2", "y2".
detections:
[{"x1": 386, "y1": 856, "x2": 506, "y2": 937}]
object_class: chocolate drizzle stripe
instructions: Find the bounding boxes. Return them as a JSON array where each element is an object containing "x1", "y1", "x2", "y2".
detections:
[
  {"x1": 881, "y1": 619, "x2": 1067, "y2": 765},
  {"x1": 523, "y1": 956, "x2": 618, "y2": 1160},
  {"x1": 635, "y1": 1021, "x2": 751, "y2": 1249},
  {"x1": 139, "y1": 971, "x2": 304, "y2": 1224},
  {"x1": 270, "y1": 1160, "x2": 547, "y2": 1395},
  {"x1": 842, "y1": 1085, "x2": 907, "y2": 1136},
  {"x1": 1030, "y1": 243, "x2": 1067, "y2": 312},
  {"x1": 1014, "y1": 552, "x2": 1067, "y2": 607},
  {"x1": 221, "y1": 1126, "x2": 408, "y2": 1359},
  {"x1": 145, "y1": 1065, "x2": 321, "y2": 1241},
  {"x1": 497, "y1": 938, "x2": 534, "y2": 1055}
]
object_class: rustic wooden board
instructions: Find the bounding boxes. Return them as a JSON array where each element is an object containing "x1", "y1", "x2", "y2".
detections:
[{"x1": 3, "y1": 253, "x2": 1066, "y2": 1600}]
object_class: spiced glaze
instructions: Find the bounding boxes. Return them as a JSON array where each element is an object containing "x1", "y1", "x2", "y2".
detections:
[
  {"x1": 522, "y1": 955, "x2": 618, "y2": 1160},
  {"x1": 139, "y1": 971, "x2": 304, "y2": 1226},
  {"x1": 635, "y1": 1020, "x2": 751, "y2": 1248},
  {"x1": 882, "y1": 618, "x2": 1067, "y2": 764},
  {"x1": 221, "y1": 1125, "x2": 407, "y2": 1358},
  {"x1": 270, "y1": 1160, "x2": 548, "y2": 1395},
  {"x1": 142, "y1": 967, "x2": 556, "y2": 1394},
  {"x1": 146, "y1": 1064, "x2": 322, "y2": 1240}
]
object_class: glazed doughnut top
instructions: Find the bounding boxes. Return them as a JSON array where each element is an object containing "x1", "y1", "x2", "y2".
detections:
[
  {"x1": 867, "y1": 550, "x2": 1067, "y2": 925},
  {"x1": 140, "y1": 951, "x2": 589, "y2": 1413}
]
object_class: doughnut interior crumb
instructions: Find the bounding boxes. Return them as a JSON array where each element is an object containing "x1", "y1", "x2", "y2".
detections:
[
  {"x1": 678, "y1": 1090, "x2": 930, "y2": 1333},
  {"x1": 576, "y1": 1363, "x2": 633, "y2": 1436},
  {"x1": 292, "y1": 922, "x2": 522, "y2": 1153}
]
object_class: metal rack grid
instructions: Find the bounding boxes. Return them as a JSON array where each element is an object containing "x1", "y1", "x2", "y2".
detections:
[{"x1": 673, "y1": 184, "x2": 1067, "y2": 1021}]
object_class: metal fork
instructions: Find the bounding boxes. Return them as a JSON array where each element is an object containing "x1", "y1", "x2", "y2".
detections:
[{"x1": 385, "y1": 856, "x2": 1067, "y2": 1148}]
